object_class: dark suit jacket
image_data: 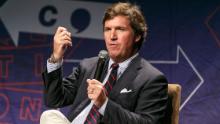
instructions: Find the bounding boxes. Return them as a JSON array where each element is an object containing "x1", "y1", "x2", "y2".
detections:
[{"x1": 42, "y1": 55, "x2": 168, "y2": 124}]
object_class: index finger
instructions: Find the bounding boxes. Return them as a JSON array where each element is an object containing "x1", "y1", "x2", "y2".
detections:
[
  {"x1": 56, "y1": 26, "x2": 68, "y2": 34},
  {"x1": 87, "y1": 79, "x2": 102, "y2": 85}
]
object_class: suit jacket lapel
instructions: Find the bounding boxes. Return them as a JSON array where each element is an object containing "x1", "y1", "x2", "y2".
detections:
[{"x1": 110, "y1": 56, "x2": 142, "y2": 98}]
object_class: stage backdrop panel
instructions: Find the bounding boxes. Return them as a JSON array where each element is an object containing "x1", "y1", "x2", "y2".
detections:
[{"x1": 0, "y1": 0, "x2": 220, "y2": 124}]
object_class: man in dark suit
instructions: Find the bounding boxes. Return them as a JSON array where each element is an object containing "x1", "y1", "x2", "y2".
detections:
[{"x1": 40, "y1": 2, "x2": 168, "y2": 124}]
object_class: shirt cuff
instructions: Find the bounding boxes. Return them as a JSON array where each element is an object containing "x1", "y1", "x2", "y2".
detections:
[
  {"x1": 98, "y1": 98, "x2": 108, "y2": 115},
  {"x1": 47, "y1": 59, "x2": 63, "y2": 73}
]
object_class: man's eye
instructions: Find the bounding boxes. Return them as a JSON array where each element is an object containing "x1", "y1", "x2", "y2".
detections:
[
  {"x1": 104, "y1": 28, "x2": 111, "y2": 32},
  {"x1": 117, "y1": 28, "x2": 126, "y2": 31}
]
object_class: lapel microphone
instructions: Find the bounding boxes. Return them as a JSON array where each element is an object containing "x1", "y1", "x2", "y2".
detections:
[{"x1": 94, "y1": 50, "x2": 108, "y2": 81}]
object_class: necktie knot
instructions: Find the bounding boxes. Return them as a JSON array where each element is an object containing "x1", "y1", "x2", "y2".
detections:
[{"x1": 111, "y1": 63, "x2": 119, "y2": 70}]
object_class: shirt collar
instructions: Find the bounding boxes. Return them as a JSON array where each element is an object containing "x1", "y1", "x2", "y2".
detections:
[{"x1": 108, "y1": 53, "x2": 139, "y2": 71}]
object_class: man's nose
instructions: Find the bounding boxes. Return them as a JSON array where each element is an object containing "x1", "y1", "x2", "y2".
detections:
[{"x1": 110, "y1": 30, "x2": 117, "y2": 40}]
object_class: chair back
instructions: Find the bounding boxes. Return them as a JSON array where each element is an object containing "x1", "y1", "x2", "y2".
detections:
[{"x1": 164, "y1": 84, "x2": 181, "y2": 124}]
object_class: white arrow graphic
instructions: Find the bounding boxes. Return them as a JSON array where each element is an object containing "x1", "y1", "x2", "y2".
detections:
[
  {"x1": 0, "y1": 0, "x2": 109, "y2": 46},
  {"x1": 149, "y1": 45, "x2": 204, "y2": 110}
]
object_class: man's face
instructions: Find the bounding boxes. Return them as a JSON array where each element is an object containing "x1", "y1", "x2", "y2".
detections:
[{"x1": 104, "y1": 15, "x2": 139, "y2": 63}]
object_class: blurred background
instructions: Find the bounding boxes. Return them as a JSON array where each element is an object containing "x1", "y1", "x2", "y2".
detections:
[{"x1": 0, "y1": 0, "x2": 220, "y2": 123}]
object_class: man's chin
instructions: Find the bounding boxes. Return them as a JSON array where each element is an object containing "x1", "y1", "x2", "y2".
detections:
[{"x1": 109, "y1": 54, "x2": 118, "y2": 61}]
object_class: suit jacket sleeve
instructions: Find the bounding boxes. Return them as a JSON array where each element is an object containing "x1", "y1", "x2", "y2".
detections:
[
  {"x1": 42, "y1": 66, "x2": 80, "y2": 108},
  {"x1": 102, "y1": 61, "x2": 168, "y2": 124},
  {"x1": 42, "y1": 57, "x2": 96, "y2": 108}
]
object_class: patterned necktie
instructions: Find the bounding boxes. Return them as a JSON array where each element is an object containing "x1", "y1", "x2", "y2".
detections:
[{"x1": 84, "y1": 63, "x2": 119, "y2": 124}]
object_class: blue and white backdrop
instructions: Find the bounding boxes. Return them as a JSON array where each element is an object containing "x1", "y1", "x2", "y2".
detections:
[{"x1": 0, "y1": 0, "x2": 220, "y2": 124}]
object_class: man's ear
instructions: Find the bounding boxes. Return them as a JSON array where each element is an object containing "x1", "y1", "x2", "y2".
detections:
[{"x1": 135, "y1": 35, "x2": 141, "y2": 42}]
